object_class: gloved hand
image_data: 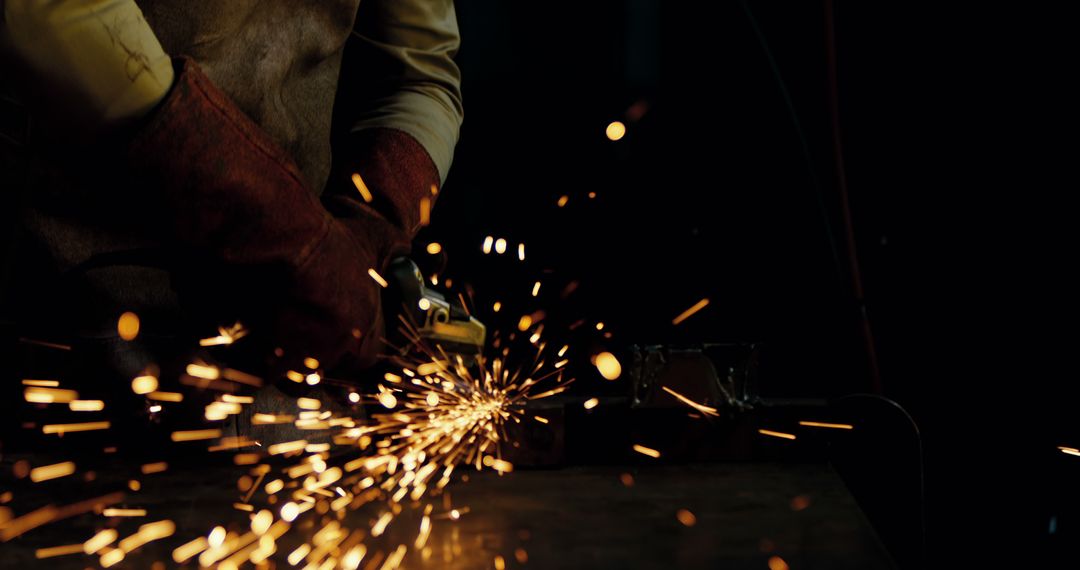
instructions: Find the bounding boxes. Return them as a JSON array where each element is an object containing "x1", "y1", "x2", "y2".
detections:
[{"x1": 2, "y1": 0, "x2": 173, "y2": 125}]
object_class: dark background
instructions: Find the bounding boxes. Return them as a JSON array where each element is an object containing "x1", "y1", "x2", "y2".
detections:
[{"x1": 420, "y1": 1, "x2": 1076, "y2": 567}]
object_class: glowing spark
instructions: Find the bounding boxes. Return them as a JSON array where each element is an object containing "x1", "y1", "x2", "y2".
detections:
[
  {"x1": 305, "y1": 373, "x2": 321, "y2": 385},
  {"x1": 661, "y1": 386, "x2": 719, "y2": 416},
  {"x1": 495, "y1": 555, "x2": 507, "y2": 570},
  {"x1": 25, "y1": 387, "x2": 78, "y2": 404},
  {"x1": 222, "y1": 394, "x2": 254, "y2": 404},
  {"x1": 419, "y1": 197, "x2": 432, "y2": 227},
  {"x1": 268, "y1": 440, "x2": 308, "y2": 455},
  {"x1": 758, "y1": 429, "x2": 797, "y2": 440},
  {"x1": 199, "y1": 323, "x2": 248, "y2": 346},
  {"x1": 620, "y1": 473, "x2": 635, "y2": 487},
  {"x1": 518, "y1": 315, "x2": 533, "y2": 331},
  {"x1": 351, "y1": 172, "x2": 374, "y2": 202},
  {"x1": 583, "y1": 397, "x2": 599, "y2": 410},
  {"x1": 349, "y1": 392, "x2": 361, "y2": 403},
  {"x1": 146, "y1": 391, "x2": 183, "y2": 402},
  {"x1": 676, "y1": 509, "x2": 697, "y2": 527},
  {"x1": 672, "y1": 298, "x2": 710, "y2": 325},
  {"x1": 69, "y1": 399, "x2": 105, "y2": 411},
  {"x1": 264, "y1": 479, "x2": 285, "y2": 494},
  {"x1": 798, "y1": 420, "x2": 854, "y2": 430},
  {"x1": 297, "y1": 397, "x2": 321, "y2": 410},
  {"x1": 769, "y1": 556, "x2": 790, "y2": 570},
  {"x1": 33, "y1": 541, "x2": 79, "y2": 556},
  {"x1": 369, "y1": 268, "x2": 389, "y2": 288},
  {"x1": 495, "y1": 238, "x2": 508, "y2": 254},
  {"x1": 426, "y1": 242, "x2": 442, "y2": 254},
  {"x1": 286, "y1": 370, "x2": 305, "y2": 383},
  {"x1": 117, "y1": 312, "x2": 140, "y2": 341},
  {"x1": 22, "y1": 379, "x2": 59, "y2": 387},
  {"x1": 450, "y1": 509, "x2": 461, "y2": 520},
  {"x1": 493, "y1": 301, "x2": 502, "y2": 313},
  {"x1": 170, "y1": 429, "x2": 221, "y2": 442},
  {"x1": 185, "y1": 364, "x2": 219, "y2": 379},
  {"x1": 253, "y1": 413, "x2": 295, "y2": 425},
  {"x1": 172, "y1": 537, "x2": 208, "y2": 563},
  {"x1": 30, "y1": 462, "x2": 75, "y2": 483},
  {"x1": 99, "y1": 548, "x2": 124, "y2": 567},
  {"x1": 791, "y1": 495, "x2": 811, "y2": 511},
  {"x1": 426, "y1": 392, "x2": 440, "y2": 406},
  {"x1": 84, "y1": 529, "x2": 118, "y2": 554},
  {"x1": 287, "y1": 543, "x2": 311, "y2": 565},
  {"x1": 148, "y1": 404, "x2": 162, "y2": 413},
  {"x1": 518, "y1": 243, "x2": 525, "y2": 260},
  {"x1": 533, "y1": 415, "x2": 549, "y2": 424},
  {"x1": 596, "y1": 322, "x2": 605, "y2": 330},
  {"x1": 371, "y1": 512, "x2": 393, "y2": 537},
  {"x1": 483, "y1": 236, "x2": 494, "y2": 253},
  {"x1": 207, "y1": 526, "x2": 226, "y2": 548},
  {"x1": 381, "y1": 545, "x2": 408, "y2": 570},
  {"x1": 343, "y1": 545, "x2": 368, "y2": 569},
  {"x1": 589, "y1": 191, "x2": 597, "y2": 199},
  {"x1": 102, "y1": 509, "x2": 146, "y2": 517},
  {"x1": 131, "y1": 375, "x2": 158, "y2": 394},
  {"x1": 378, "y1": 392, "x2": 398, "y2": 409},
  {"x1": 606, "y1": 121, "x2": 627, "y2": 141},
  {"x1": 42, "y1": 421, "x2": 110, "y2": 435},
  {"x1": 251, "y1": 510, "x2": 273, "y2": 535},
  {"x1": 140, "y1": 462, "x2": 167, "y2": 475},
  {"x1": 532, "y1": 281, "x2": 541, "y2": 296},
  {"x1": 1059, "y1": 446, "x2": 1080, "y2": 457},
  {"x1": 632, "y1": 444, "x2": 661, "y2": 458},
  {"x1": 595, "y1": 352, "x2": 622, "y2": 380}
]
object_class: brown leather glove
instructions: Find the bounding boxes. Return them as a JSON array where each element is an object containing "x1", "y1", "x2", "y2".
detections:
[{"x1": 128, "y1": 57, "x2": 440, "y2": 371}]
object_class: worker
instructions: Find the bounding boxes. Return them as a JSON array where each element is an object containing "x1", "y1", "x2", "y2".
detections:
[{"x1": 0, "y1": 0, "x2": 463, "y2": 375}]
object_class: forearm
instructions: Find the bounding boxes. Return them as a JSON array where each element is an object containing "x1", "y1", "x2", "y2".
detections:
[{"x1": 130, "y1": 57, "x2": 395, "y2": 367}]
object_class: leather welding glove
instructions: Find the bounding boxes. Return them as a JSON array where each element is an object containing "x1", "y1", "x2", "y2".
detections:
[{"x1": 2, "y1": 0, "x2": 173, "y2": 125}]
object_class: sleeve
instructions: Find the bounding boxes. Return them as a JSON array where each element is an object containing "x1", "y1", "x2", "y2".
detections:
[{"x1": 338, "y1": 0, "x2": 463, "y2": 185}]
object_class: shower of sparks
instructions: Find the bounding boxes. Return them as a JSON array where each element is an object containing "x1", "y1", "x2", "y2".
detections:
[
  {"x1": 660, "y1": 386, "x2": 719, "y2": 417},
  {"x1": 672, "y1": 298, "x2": 710, "y2": 325},
  {"x1": 351, "y1": 172, "x2": 374, "y2": 203},
  {"x1": 758, "y1": 429, "x2": 797, "y2": 441},
  {"x1": 12, "y1": 265, "x2": 581, "y2": 567},
  {"x1": 798, "y1": 420, "x2": 854, "y2": 430}
]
